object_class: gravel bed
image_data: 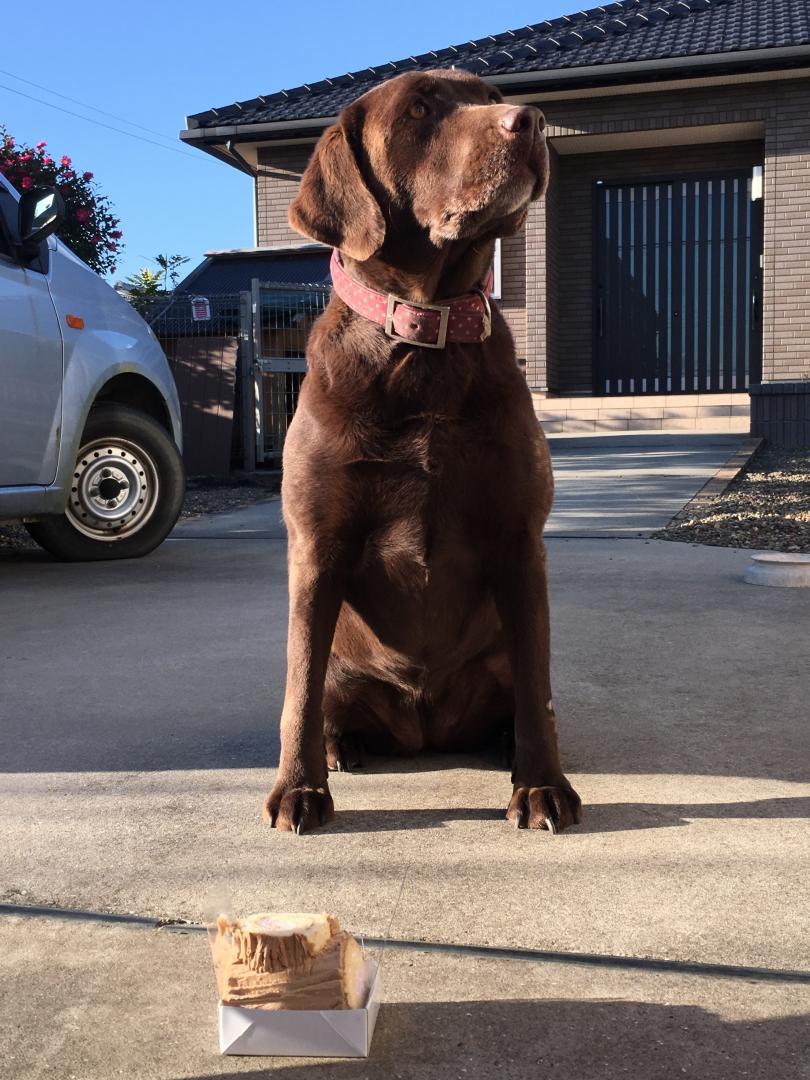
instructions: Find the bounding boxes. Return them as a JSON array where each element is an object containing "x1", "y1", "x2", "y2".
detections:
[
  {"x1": 655, "y1": 446, "x2": 810, "y2": 552},
  {"x1": 0, "y1": 475, "x2": 281, "y2": 554},
  {"x1": 180, "y1": 475, "x2": 280, "y2": 520}
]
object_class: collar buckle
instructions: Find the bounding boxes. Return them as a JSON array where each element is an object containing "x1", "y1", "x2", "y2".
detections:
[{"x1": 384, "y1": 293, "x2": 450, "y2": 350}]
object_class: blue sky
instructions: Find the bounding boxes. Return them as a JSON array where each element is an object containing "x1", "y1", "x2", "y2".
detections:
[{"x1": 2, "y1": 0, "x2": 570, "y2": 283}]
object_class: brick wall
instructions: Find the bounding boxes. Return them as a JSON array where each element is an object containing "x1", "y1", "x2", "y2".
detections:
[
  {"x1": 500, "y1": 231, "x2": 527, "y2": 361},
  {"x1": 256, "y1": 145, "x2": 312, "y2": 247},
  {"x1": 763, "y1": 81, "x2": 810, "y2": 384},
  {"x1": 544, "y1": 146, "x2": 562, "y2": 392},
  {"x1": 524, "y1": 166, "x2": 549, "y2": 388}
]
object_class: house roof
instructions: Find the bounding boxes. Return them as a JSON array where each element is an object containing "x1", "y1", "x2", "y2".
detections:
[
  {"x1": 185, "y1": 0, "x2": 810, "y2": 133},
  {"x1": 174, "y1": 245, "x2": 331, "y2": 294}
]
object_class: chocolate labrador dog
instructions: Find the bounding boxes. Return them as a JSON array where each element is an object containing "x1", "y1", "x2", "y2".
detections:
[{"x1": 263, "y1": 69, "x2": 581, "y2": 834}]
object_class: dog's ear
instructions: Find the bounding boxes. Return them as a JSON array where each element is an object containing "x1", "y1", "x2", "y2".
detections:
[{"x1": 289, "y1": 116, "x2": 385, "y2": 261}]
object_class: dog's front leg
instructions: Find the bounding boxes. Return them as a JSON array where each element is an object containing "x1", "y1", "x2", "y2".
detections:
[
  {"x1": 492, "y1": 533, "x2": 581, "y2": 832},
  {"x1": 263, "y1": 558, "x2": 343, "y2": 833}
]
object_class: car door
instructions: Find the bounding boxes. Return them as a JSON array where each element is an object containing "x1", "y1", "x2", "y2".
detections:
[{"x1": 0, "y1": 178, "x2": 63, "y2": 486}]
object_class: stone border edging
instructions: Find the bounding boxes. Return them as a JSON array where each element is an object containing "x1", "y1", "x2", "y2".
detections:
[{"x1": 667, "y1": 436, "x2": 763, "y2": 525}]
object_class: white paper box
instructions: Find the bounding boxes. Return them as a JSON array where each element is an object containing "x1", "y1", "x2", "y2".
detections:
[{"x1": 218, "y1": 959, "x2": 381, "y2": 1057}]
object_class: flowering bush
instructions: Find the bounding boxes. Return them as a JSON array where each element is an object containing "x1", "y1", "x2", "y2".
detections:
[{"x1": 0, "y1": 129, "x2": 122, "y2": 276}]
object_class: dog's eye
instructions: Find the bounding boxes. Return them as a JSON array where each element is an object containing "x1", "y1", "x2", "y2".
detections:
[{"x1": 409, "y1": 100, "x2": 429, "y2": 119}]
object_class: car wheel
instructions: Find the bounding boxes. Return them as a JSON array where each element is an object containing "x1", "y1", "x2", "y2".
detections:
[{"x1": 26, "y1": 404, "x2": 185, "y2": 561}]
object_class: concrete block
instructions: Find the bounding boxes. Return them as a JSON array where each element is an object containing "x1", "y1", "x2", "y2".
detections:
[
  {"x1": 697, "y1": 405, "x2": 733, "y2": 417},
  {"x1": 593, "y1": 418, "x2": 631, "y2": 431},
  {"x1": 663, "y1": 407, "x2": 699, "y2": 419},
  {"x1": 662, "y1": 417, "x2": 700, "y2": 430},
  {"x1": 693, "y1": 417, "x2": 734, "y2": 431},
  {"x1": 697, "y1": 393, "x2": 740, "y2": 406},
  {"x1": 561, "y1": 419, "x2": 597, "y2": 432},
  {"x1": 628, "y1": 418, "x2": 664, "y2": 430},
  {"x1": 630, "y1": 407, "x2": 666, "y2": 419}
]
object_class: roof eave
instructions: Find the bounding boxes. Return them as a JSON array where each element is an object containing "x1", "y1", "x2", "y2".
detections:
[{"x1": 181, "y1": 44, "x2": 810, "y2": 149}]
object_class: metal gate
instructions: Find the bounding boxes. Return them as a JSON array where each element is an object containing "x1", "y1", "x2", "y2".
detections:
[
  {"x1": 250, "y1": 281, "x2": 330, "y2": 465},
  {"x1": 594, "y1": 169, "x2": 764, "y2": 395}
]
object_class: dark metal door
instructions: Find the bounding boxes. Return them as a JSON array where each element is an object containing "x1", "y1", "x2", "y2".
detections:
[{"x1": 594, "y1": 170, "x2": 763, "y2": 395}]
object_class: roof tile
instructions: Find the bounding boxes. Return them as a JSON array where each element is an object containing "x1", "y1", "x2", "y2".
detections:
[{"x1": 185, "y1": 0, "x2": 810, "y2": 130}]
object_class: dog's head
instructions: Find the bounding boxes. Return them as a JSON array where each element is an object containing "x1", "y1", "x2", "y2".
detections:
[{"x1": 289, "y1": 70, "x2": 548, "y2": 262}]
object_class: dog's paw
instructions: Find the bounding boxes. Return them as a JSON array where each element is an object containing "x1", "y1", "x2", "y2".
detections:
[
  {"x1": 263, "y1": 783, "x2": 335, "y2": 834},
  {"x1": 325, "y1": 733, "x2": 364, "y2": 773},
  {"x1": 506, "y1": 783, "x2": 582, "y2": 833}
]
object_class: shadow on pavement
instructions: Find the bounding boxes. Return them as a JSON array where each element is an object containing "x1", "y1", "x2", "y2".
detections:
[
  {"x1": 177, "y1": 997, "x2": 807, "y2": 1080},
  {"x1": 329, "y1": 796, "x2": 810, "y2": 833}
]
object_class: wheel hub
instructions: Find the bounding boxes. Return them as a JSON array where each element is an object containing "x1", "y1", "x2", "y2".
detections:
[
  {"x1": 96, "y1": 474, "x2": 125, "y2": 501},
  {"x1": 67, "y1": 438, "x2": 160, "y2": 541}
]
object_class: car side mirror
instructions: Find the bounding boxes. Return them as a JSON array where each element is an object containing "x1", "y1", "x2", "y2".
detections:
[{"x1": 17, "y1": 187, "x2": 65, "y2": 254}]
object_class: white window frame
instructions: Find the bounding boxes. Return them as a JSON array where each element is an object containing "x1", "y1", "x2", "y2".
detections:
[{"x1": 491, "y1": 239, "x2": 502, "y2": 299}]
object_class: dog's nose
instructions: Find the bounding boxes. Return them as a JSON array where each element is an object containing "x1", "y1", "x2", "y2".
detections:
[{"x1": 499, "y1": 105, "x2": 542, "y2": 136}]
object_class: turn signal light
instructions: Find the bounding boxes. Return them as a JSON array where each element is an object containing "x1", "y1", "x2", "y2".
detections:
[{"x1": 66, "y1": 314, "x2": 85, "y2": 329}]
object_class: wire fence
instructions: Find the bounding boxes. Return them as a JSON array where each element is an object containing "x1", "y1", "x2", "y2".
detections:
[
  {"x1": 141, "y1": 292, "x2": 242, "y2": 361},
  {"x1": 135, "y1": 284, "x2": 330, "y2": 472}
]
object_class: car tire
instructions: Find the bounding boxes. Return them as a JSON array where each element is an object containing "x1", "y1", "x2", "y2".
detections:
[{"x1": 26, "y1": 404, "x2": 185, "y2": 562}]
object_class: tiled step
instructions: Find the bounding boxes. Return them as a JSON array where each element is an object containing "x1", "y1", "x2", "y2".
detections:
[
  {"x1": 539, "y1": 417, "x2": 750, "y2": 434},
  {"x1": 533, "y1": 393, "x2": 750, "y2": 434}
]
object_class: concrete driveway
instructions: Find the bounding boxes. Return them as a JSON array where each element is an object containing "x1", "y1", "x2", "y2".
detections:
[
  {"x1": 546, "y1": 432, "x2": 748, "y2": 536},
  {"x1": 1, "y1": 434, "x2": 807, "y2": 1079},
  {"x1": 175, "y1": 432, "x2": 749, "y2": 541}
]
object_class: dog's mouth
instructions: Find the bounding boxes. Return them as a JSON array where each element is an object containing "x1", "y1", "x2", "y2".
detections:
[{"x1": 426, "y1": 131, "x2": 548, "y2": 244}]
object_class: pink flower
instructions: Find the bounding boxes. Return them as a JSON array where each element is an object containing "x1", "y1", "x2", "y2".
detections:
[
  {"x1": 20, "y1": 176, "x2": 32, "y2": 190},
  {"x1": 20, "y1": 152, "x2": 31, "y2": 162},
  {"x1": 82, "y1": 171, "x2": 94, "y2": 181},
  {"x1": 111, "y1": 230, "x2": 122, "y2": 239},
  {"x1": 5, "y1": 137, "x2": 14, "y2": 148},
  {"x1": 60, "y1": 155, "x2": 71, "y2": 167},
  {"x1": 75, "y1": 208, "x2": 90, "y2": 224},
  {"x1": 36, "y1": 141, "x2": 46, "y2": 150},
  {"x1": 92, "y1": 234, "x2": 101, "y2": 244},
  {"x1": 43, "y1": 156, "x2": 53, "y2": 166},
  {"x1": 106, "y1": 242, "x2": 117, "y2": 251}
]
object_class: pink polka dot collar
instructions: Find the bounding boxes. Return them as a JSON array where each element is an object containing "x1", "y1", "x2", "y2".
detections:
[{"x1": 330, "y1": 249, "x2": 493, "y2": 350}]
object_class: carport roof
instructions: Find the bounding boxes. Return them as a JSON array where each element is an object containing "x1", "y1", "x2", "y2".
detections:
[
  {"x1": 184, "y1": 0, "x2": 810, "y2": 133},
  {"x1": 174, "y1": 245, "x2": 331, "y2": 294}
]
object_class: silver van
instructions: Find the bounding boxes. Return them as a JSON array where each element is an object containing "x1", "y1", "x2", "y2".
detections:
[{"x1": 0, "y1": 174, "x2": 184, "y2": 560}]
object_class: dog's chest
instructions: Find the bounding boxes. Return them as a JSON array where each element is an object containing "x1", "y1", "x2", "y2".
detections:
[{"x1": 354, "y1": 411, "x2": 485, "y2": 589}]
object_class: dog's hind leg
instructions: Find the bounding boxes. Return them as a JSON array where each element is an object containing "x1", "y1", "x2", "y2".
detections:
[
  {"x1": 324, "y1": 730, "x2": 364, "y2": 772},
  {"x1": 323, "y1": 668, "x2": 424, "y2": 769}
]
